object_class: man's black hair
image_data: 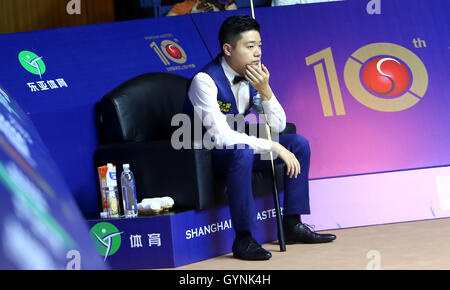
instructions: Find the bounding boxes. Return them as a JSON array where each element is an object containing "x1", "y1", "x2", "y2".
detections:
[{"x1": 218, "y1": 15, "x2": 260, "y2": 55}]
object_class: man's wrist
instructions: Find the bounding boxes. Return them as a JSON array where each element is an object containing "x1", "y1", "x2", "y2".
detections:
[
  {"x1": 270, "y1": 141, "x2": 279, "y2": 152},
  {"x1": 260, "y1": 86, "x2": 273, "y2": 101}
]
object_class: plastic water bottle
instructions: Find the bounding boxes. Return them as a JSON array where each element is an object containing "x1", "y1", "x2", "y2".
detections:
[{"x1": 120, "y1": 164, "x2": 138, "y2": 218}]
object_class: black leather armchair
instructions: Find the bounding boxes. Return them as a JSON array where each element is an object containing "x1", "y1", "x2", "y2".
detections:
[{"x1": 94, "y1": 72, "x2": 296, "y2": 212}]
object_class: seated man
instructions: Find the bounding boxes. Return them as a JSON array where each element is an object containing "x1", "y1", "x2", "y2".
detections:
[
  {"x1": 166, "y1": 0, "x2": 237, "y2": 16},
  {"x1": 183, "y1": 15, "x2": 336, "y2": 261}
]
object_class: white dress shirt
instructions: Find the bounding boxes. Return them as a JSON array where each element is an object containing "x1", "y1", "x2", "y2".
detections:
[{"x1": 187, "y1": 57, "x2": 286, "y2": 153}]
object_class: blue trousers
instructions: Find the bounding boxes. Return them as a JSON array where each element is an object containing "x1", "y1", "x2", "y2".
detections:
[{"x1": 212, "y1": 134, "x2": 311, "y2": 232}]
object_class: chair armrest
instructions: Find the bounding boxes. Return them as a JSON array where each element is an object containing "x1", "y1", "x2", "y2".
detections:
[{"x1": 281, "y1": 122, "x2": 296, "y2": 135}]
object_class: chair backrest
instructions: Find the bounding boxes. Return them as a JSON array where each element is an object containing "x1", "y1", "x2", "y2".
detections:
[{"x1": 97, "y1": 72, "x2": 190, "y2": 144}]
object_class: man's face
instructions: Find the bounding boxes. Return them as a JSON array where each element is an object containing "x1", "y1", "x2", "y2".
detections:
[{"x1": 225, "y1": 30, "x2": 262, "y2": 76}]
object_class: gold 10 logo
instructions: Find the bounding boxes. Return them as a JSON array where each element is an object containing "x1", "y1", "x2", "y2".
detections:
[
  {"x1": 305, "y1": 42, "x2": 428, "y2": 116},
  {"x1": 151, "y1": 39, "x2": 187, "y2": 66}
]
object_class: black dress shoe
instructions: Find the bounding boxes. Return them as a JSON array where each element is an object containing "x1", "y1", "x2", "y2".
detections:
[
  {"x1": 284, "y1": 223, "x2": 336, "y2": 244},
  {"x1": 232, "y1": 236, "x2": 272, "y2": 260}
]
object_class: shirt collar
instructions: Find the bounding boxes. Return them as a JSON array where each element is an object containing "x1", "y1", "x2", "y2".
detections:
[{"x1": 220, "y1": 56, "x2": 246, "y2": 86}]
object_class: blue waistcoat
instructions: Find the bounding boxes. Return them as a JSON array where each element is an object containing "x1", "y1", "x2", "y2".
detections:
[{"x1": 183, "y1": 57, "x2": 260, "y2": 134}]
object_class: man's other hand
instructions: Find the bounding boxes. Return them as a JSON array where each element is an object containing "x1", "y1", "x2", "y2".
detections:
[{"x1": 271, "y1": 141, "x2": 301, "y2": 178}]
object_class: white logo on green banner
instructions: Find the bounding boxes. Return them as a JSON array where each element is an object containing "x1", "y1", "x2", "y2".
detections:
[
  {"x1": 90, "y1": 222, "x2": 123, "y2": 261},
  {"x1": 18, "y1": 51, "x2": 46, "y2": 78}
]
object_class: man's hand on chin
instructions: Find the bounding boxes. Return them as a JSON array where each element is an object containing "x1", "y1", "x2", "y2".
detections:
[{"x1": 244, "y1": 63, "x2": 274, "y2": 101}]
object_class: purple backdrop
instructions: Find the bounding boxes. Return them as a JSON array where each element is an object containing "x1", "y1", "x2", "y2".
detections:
[{"x1": 192, "y1": 0, "x2": 450, "y2": 179}]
